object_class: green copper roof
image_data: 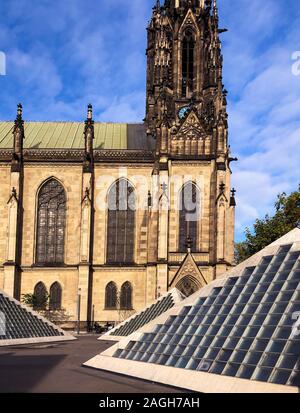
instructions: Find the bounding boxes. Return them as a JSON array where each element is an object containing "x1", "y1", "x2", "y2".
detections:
[{"x1": 0, "y1": 122, "x2": 153, "y2": 150}]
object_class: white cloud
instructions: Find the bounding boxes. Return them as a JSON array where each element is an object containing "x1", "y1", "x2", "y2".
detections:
[
  {"x1": 220, "y1": 0, "x2": 300, "y2": 239},
  {"x1": 98, "y1": 92, "x2": 145, "y2": 123},
  {"x1": 8, "y1": 49, "x2": 62, "y2": 99}
]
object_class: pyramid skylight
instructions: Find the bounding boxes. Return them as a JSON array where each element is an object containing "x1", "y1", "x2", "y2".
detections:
[
  {"x1": 0, "y1": 289, "x2": 75, "y2": 346},
  {"x1": 85, "y1": 229, "x2": 300, "y2": 393}
]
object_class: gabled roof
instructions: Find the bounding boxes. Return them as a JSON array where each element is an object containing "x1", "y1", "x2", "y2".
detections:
[
  {"x1": 84, "y1": 228, "x2": 300, "y2": 393},
  {"x1": 0, "y1": 122, "x2": 155, "y2": 151},
  {"x1": 177, "y1": 110, "x2": 206, "y2": 139},
  {"x1": 170, "y1": 252, "x2": 208, "y2": 289}
]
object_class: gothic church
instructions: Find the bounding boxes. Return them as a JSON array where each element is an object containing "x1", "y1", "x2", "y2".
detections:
[{"x1": 0, "y1": 0, "x2": 236, "y2": 325}]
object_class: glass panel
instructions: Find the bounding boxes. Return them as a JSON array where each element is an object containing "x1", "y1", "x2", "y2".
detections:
[
  {"x1": 166, "y1": 355, "x2": 179, "y2": 367},
  {"x1": 288, "y1": 371, "x2": 300, "y2": 386},
  {"x1": 237, "y1": 365, "x2": 256, "y2": 380},
  {"x1": 252, "y1": 367, "x2": 273, "y2": 382},
  {"x1": 260, "y1": 353, "x2": 280, "y2": 368},
  {"x1": 250, "y1": 339, "x2": 269, "y2": 352},
  {"x1": 244, "y1": 351, "x2": 263, "y2": 366},
  {"x1": 277, "y1": 354, "x2": 299, "y2": 370},
  {"x1": 229, "y1": 350, "x2": 247, "y2": 364},
  {"x1": 265, "y1": 340, "x2": 287, "y2": 354},
  {"x1": 274, "y1": 327, "x2": 292, "y2": 340},
  {"x1": 270, "y1": 369, "x2": 291, "y2": 385},
  {"x1": 222, "y1": 363, "x2": 240, "y2": 377},
  {"x1": 217, "y1": 349, "x2": 233, "y2": 362},
  {"x1": 193, "y1": 347, "x2": 209, "y2": 359},
  {"x1": 282, "y1": 340, "x2": 300, "y2": 355},
  {"x1": 175, "y1": 357, "x2": 190, "y2": 369},
  {"x1": 197, "y1": 359, "x2": 213, "y2": 372},
  {"x1": 186, "y1": 358, "x2": 201, "y2": 370},
  {"x1": 209, "y1": 361, "x2": 226, "y2": 375}
]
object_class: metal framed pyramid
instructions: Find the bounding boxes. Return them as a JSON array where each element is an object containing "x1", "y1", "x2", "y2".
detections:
[
  {"x1": 100, "y1": 288, "x2": 185, "y2": 342},
  {"x1": 0, "y1": 289, "x2": 75, "y2": 346},
  {"x1": 85, "y1": 229, "x2": 300, "y2": 393}
]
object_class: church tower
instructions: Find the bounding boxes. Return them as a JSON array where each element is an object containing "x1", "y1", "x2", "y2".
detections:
[
  {"x1": 146, "y1": 0, "x2": 228, "y2": 158},
  {"x1": 145, "y1": 0, "x2": 236, "y2": 292}
]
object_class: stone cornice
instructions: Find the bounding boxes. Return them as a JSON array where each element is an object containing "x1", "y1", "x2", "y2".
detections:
[
  {"x1": 0, "y1": 149, "x2": 13, "y2": 161},
  {"x1": 0, "y1": 149, "x2": 155, "y2": 163},
  {"x1": 170, "y1": 154, "x2": 216, "y2": 161},
  {"x1": 94, "y1": 150, "x2": 154, "y2": 162}
]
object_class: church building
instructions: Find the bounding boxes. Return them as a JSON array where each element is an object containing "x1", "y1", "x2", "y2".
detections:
[{"x1": 0, "y1": 0, "x2": 236, "y2": 326}]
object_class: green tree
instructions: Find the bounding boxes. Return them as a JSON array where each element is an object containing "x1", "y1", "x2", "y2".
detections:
[
  {"x1": 21, "y1": 293, "x2": 70, "y2": 326},
  {"x1": 21, "y1": 293, "x2": 47, "y2": 309},
  {"x1": 235, "y1": 184, "x2": 300, "y2": 264}
]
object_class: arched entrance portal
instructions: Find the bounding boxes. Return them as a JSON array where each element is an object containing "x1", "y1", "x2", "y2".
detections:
[{"x1": 175, "y1": 275, "x2": 201, "y2": 298}]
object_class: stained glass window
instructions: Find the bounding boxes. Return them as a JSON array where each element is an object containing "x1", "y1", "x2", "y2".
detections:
[
  {"x1": 36, "y1": 179, "x2": 66, "y2": 264},
  {"x1": 120, "y1": 282, "x2": 133, "y2": 310},
  {"x1": 33, "y1": 282, "x2": 48, "y2": 310},
  {"x1": 106, "y1": 179, "x2": 135, "y2": 264},
  {"x1": 105, "y1": 282, "x2": 117, "y2": 309},
  {"x1": 49, "y1": 282, "x2": 62, "y2": 310}
]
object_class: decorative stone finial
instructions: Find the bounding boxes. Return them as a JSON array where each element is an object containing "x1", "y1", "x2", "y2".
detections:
[
  {"x1": 17, "y1": 103, "x2": 23, "y2": 119},
  {"x1": 230, "y1": 188, "x2": 237, "y2": 207},
  {"x1": 87, "y1": 103, "x2": 93, "y2": 121},
  {"x1": 12, "y1": 103, "x2": 25, "y2": 171},
  {"x1": 83, "y1": 104, "x2": 95, "y2": 172}
]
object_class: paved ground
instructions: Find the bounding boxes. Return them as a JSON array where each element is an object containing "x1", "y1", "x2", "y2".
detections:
[{"x1": 0, "y1": 335, "x2": 183, "y2": 393}]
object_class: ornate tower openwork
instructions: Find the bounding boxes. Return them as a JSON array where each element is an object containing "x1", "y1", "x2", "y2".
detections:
[{"x1": 146, "y1": 0, "x2": 229, "y2": 162}]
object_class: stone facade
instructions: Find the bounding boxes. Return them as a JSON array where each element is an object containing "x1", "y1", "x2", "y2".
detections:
[{"x1": 0, "y1": 0, "x2": 236, "y2": 325}]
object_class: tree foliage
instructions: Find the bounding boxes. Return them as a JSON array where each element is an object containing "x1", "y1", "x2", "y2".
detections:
[
  {"x1": 235, "y1": 185, "x2": 300, "y2": 264},
  {"x1": 21, "y1": 293, "x2": 70, "y2": 326},
  {"x1": 21, "y1": 293, "x2": 45, "y2": 309}
]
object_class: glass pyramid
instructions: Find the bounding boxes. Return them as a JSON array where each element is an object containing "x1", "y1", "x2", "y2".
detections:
[
  {"x1": 0, "y1": 289, "x2": 75, "y2": 346},
  {"x1": 85, "y1": 229, "x2": 300, "y2": 392},
  {"x1": 100, "y1": 289, "x2": 184, "y2": 341}
]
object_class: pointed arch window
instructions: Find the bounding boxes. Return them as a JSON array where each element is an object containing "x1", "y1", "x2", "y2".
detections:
[
  {"x1": 120, "y1": 282, "x2": 133, "y2": 310},
  {"x1": 34, "y1": 282, "x2": 48, "y2": 310},
  {"x1": 179, "y1": 182, "x2": 200, "y2": 252},
  {"x1": 176, "y1": 276, "x2": 200, "y2": 298},
  {"x1": 105, "y1": 282, "x2": 117, "y2": 309},
  {"x1": 106, "y1": 179, "x2": 136, "y2": 264},
  {"x1": 182, "y1": 29, "x2": 195, "y2": 97},
  {"x1": 36, "y1": 179, "x2": 66, "y2": 265},
  {"x1": 49, "y1": 282, "x2": 62, "y2": 310}
]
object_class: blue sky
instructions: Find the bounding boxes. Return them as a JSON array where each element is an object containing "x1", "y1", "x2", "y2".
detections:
[{"x1": 0, "y1": 0, "x2": 299, "y2": 241}]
